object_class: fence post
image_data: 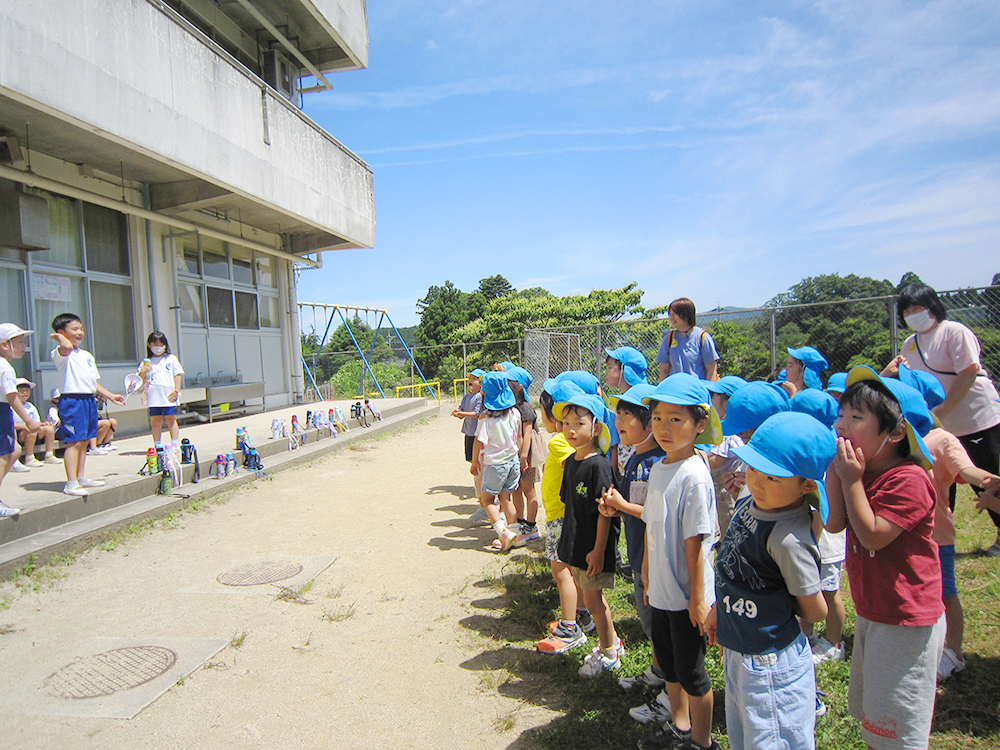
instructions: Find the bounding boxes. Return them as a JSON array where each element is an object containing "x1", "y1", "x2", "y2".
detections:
[
  {"x1": 462, "y1": 343, "x2": 467, "y2": 379},
  {"x1": 518, "y1": 337, "x2": 522, "y2": 365},
  {"x1": 595, "y1": 323, "x2": 602, "y2": 371},
  {"x1": 890, "y1": 299, "x2": 899, "y2": 358},
  {"x1": 769, "y1": 310, "x2": 777, "y2": 376}
]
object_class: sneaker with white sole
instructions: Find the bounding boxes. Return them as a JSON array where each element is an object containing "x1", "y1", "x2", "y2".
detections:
[
  {"x1": 937, "y1": 646, "x2": 966, "y2": 681},
  {"x1": 77, "y1": 478, "x2": 106, "y2": 488},
  {"x1": 99, "y1": 444, "x2": 117, "y2": 451},
  {"x1": 9, "y1": 461, "x2": 30, "y2": 473},
  {"x1": 23, "y1": 456, "x2": 44, "y2": 468},
  {"x1": 0, "y1": 502, "x2": 22, "y2": 518},
  {"x1": 986, "y1": 531, "x2": 1000, "y2": 558},
  {"x1": 63, "y1": 482, "x2": 88, "y2": 496},
  {"x1": 537, "y1": 621, "x2": 587, "y2": 653},
  {"x1": 637, "y1": 721, "x2": 690, "y2": 750},
  {"x1": 579, "y1": 645, "x2": 622, "y2": 678},
  {"x1": 88, "y1": 446, "x2": 111, "y2": 455},
  {"x1": 469, "y1": 506, "x2": 489, "y2": 525},
  {"x1": 518, "y1": 523, "x2": 540, "y2": 542},
  {"x1": 629, "y1": 691, "x2": 672, "y2": 723},
  {"x1": 812, "y1": 637, "x2": 846, "y2": 664},
  {"x1": 494, "y1": 528, "x2": 517, "y2": 552},
  {"x1": 43, "y1": 455, "x2": 61, "y2": 464},
  {"x1": 815, "y1": 691, "x2": 828, "y2": 718},
  {"x1": 620, "y1": 666, "x2": 667, "y2": 690}
]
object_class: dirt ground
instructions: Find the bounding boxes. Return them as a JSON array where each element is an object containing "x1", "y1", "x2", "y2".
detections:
[{"x1": 0, "y1": 408, "x2": 558, "y2": 750}]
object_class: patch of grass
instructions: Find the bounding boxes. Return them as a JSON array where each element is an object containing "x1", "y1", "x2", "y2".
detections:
[
  {"x1": 298, "y1": 578, "x2": 315, "y2": 595},
  {"x1": 326, "y1": 584, "x2": 344, "y2": 599},
  {"x1": 272, "y1": 585, "x2": 312, "y2": 605},
  {"x1": 229, "y1": 631, "x2": 247, "y2": 649},
  {"x1": 321, "y1": 602, "x2": 357, "y2": 622}
]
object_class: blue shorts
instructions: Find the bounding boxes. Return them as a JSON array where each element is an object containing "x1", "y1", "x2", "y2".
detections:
[
  {"x1": 481, "y1": 457, "x2": 520, "y2": 497},
  {"x1": 939, "y1": 545, "x2": 957, "y2": 599},
  {"x1": 149, "y1": 406, "x2": 178, "y2": 417},
  {"x1": 55, "y1": 393, "x2": 98, "y2": 443},
  {"x1": 724, "y1": 633, "x2": 816, "y2": 750},
  {"x1": 0, "y1": 404, "x2": 14, "y2": 456}
]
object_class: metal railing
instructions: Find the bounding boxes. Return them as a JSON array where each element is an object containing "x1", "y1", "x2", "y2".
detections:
[{"x1": 395, "y1": 381, "x2": 441, "y2": 404}]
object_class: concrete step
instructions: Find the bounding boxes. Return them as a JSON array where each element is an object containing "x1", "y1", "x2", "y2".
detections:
[{"x1": 0, "y1": 399, "x2": 441, "y2": 579}]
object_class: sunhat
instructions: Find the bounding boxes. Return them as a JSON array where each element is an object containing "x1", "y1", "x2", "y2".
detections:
[
  {"x1": 826, "y1": 372, "x2": 848, "y2": 395},
  {"x1": 555, "y1": 370, "x2": 600, "y2": 395},
  {"x1": 0, "y1": 323, "x2": 32, "y2": 343},
  {"x1": 790, "y1": 389, "x2": 839, "y2": 429},
  {"x1": 845, "y1": 366, "x2": 934, "y2": 468},
  {"x1": 720, "y1": 382, "x2": 790, "y2": 436},
  {"x1": 542, "y1": 378, "x2": 584, "y2": 406},
  {"x1": 642, "y1": 373, "x2": 723, "y2": 446},
  {"x1": 787, "y1": 346, "x2": 829, "y2": 372},
  {"x1": 704, "y1": 375, "x2": 748, "y2": 399},
  {"x1": 14, "y1": 377, "x2": 36, "y2": 389},
  {"x1": 553, "y1": 392, "x2": 612, "y2": 454},
  {"x1": 896, "y1": 363, "x2": 946, "y2": 411},
  {"x1": 504, "y1": 365, "x2": 533, "y2": 393},
  {"x1": 608, "y1": 383, "x2": 657, "y2": 411},
  {"x1": 604, "y1": 346, "x2": 649, "y2": 386},
  {"x1": 482, "y1": 371, "x2": 516, "y2": 411},
  {"x1": 732, "y1": 411, "x2": 837, "y2": 522},
  {"x1": 468, "y1": 369, "x2": 487, "y2": 379}
]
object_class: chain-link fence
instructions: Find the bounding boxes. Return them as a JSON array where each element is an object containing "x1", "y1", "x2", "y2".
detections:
[{"x1": 523, "y1": 285, "x2": 1000, "y2": 400}]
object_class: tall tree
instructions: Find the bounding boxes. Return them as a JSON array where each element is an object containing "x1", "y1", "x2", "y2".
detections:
[
  {"x1": 415, "y1": 281, "x2": 483, "y2": 377},
  {"x1": 477, "y1": 274, "x2": 515, "y2": 301}
]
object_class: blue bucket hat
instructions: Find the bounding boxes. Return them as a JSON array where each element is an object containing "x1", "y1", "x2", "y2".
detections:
[
  {"x1": 787, "y1": 346, "x2": 829, "y2": 372},
  {"x1": 553, "y1": 392, "x2": 612, "y2": 454},
  {"x1": 505, "y1": 365, "x2": 533, "y2": 394},
  {"x1": 790, "y1": 389, "x2": 840, "y2": 429},
  {"x1": 721, "y1": 382, "x2": 790, "y2": 436},
  {"x1": 732, "y1": 411, "x2": 837, "y2": 522},
  {"x1": 482, "y1": 371, "x2": 516, "y2": 411},
  {"x1": 845, "y1": 366, "x2": 934, "y2": 468},
  {"x1": 604, "y1": 346, "x2": 649, "y2": 386},
  {"x1": 542, "y1": 377, "x2": 584, "y2": 406},
  {"x1": 897, "y1": 363, "x2": 946, "y2": 411},
  {"x1": 468, "y1": 368, "x2": 487, "y2": 379},
  {"x1": 500, "y1": 361, "x2": 516, "y2": 371},
  {"x1": 826, "y1": 372, "x2": 848, "y2": 395},
  {"x1": 555, "y1": 370, "x2": 600, "y2": 395},
  {"x1": 608, "y1": 383, "x2": 657, "y2": 411},
  {"x1": 642, "y1": 373, "x2": 723, "y2": 445},
  {"x1": 704, "y1": 375, "x2": 748, "y2": 399}
]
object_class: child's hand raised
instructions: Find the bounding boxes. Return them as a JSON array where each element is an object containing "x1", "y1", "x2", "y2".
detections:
[{"x1": 834, "y1": 437, "x2": 865, "y2": 484}]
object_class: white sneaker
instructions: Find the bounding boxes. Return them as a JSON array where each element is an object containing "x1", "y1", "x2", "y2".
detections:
[
  {"x1": 629, "y1": 691, "x2": 672, "y2": 723},
  {"x1": 44, "y1": 455, "x2": 61, "y2": 464},
  {"x1": 9, "y1": 461, "x2": 30, "y2": 473},
  {"x1": 23, "y1": 456, "x2": 44, "y2": 468},
  {"x1": 100, "y1": 444, "x2": 117, "y2": 451},
  {"x1": 63, "y1": 482, "x2": 89, "y2": 496},
  {"x1": 937, "y1": 646, "x2": 966, "y2": 681},
  {"x1": 469, "y1": 506, "x2": 489, "y2": 525},
  {"x1": 77, "y1": 478, "x2": 106, "y2": 488},
  {"x1": 88, "y1": 446, "x2": 111, "y2": 455},
  {"x1": 987, "y1": 531, "x2": 1000, "y2": 558},
  {"x1": 579, "y1": 646, "x2": 622, "y2": 678},
  {"x1": 0, "y1": 502, "x2": 22, "y2": 518},
  {"x1": 812, "y1": 637, "x2": 846, "y2": 664},
  {"x1": 619, "y1": 666, "x2": 667, "y2": 690}
]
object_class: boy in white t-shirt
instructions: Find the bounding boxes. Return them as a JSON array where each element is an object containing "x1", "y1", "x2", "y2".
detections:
[
  {"x1": 13, "y1": 378, "x2": 59, "y2": 466},
  {"x1": 0, "y1": 323, "x2": 41, "y2": 517},
  {"x1": 49, "y1": 313, "x2": 126, "y2": 497}
]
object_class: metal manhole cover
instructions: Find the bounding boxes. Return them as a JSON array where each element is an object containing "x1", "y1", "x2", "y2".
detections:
[
  {"x1": 43, "y1": 646, "x2": 177, "y2": 699},
  {"x1": 216, "y1": 560, "x2": 303, "y2": 587}
]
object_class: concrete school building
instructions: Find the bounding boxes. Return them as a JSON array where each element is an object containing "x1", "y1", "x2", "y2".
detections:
[{"x1": 0, "y1": 0, "x2": 375, "y2": 435}]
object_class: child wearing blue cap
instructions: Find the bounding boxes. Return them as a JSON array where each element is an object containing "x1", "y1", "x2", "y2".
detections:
[
  {"x1": 471, "y1": 372, "x2": 523, "y2": 551},
  {"x1": 536, "y1": 378, "x2": 594, "y2": 652},
  {"x1": 704, "y1": 376, "x2": 748, "y2": 536},
  {"x1": 717, "y1": 381, "x2": 791, "y2": 502},
  {"x1": 505, "y1": 365, "x2": 542, "y2": 542},
  {"x1": 827, "y1": 367, "x2": 944, "y2": 750},
  {"x1": 633, "y1": 374, "x2": 721, "y2": 750},
  {"x1": 825, "y1": 372, "x2": 848, "y2": 402},
  {"x1": 552, "y1": 392, "x2": 623, "y2": 677},
  {"x1": 594, "y1": 384, "x2": 669, "y2": 703},
  {"x1": 452, "y1": 370, "x2": 485, "y2": 516},
  {"x1": 605, "y1": 346, "x2": 649, "y2": 477},
  {"x1": 781, "y1": 346, "x2": 829, "y2": 398},
  {"x1": 707, "y1": 411, "x2": 834, "y2": 750}
]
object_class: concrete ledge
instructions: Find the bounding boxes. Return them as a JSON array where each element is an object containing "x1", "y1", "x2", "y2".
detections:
[{"x1": 0, "y1": 402, "x2": 439, "y2": 580}]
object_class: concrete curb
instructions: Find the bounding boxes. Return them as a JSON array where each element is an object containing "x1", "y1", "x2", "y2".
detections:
[{"x1": 0, "y1": 402, "x2": 440, "y2": 580}]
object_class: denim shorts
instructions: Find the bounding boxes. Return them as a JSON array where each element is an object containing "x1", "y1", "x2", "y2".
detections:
[
  {"x1": 481, "y1": 457, "x2": 520, "y2": 497},
  {"x1": 723, "y1": 632, "x2": 816, "y2": 750},
  {"x1": 148, "y1": 405, "x2": 178, "y2": 417},
  {"x1": 938, "y1": 545, "x2": 957, "y2": 599}
]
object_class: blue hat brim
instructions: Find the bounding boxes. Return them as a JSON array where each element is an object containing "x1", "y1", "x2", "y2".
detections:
[
  {"x1": 731, "y1": 443, "x2": 831, "y2": 523},
  {"x1": 642, "y1": 393, "x2": 724, "y2": 446},
  {"x1": 554, "y1": 396, "x2": 613, "y2": 454}
]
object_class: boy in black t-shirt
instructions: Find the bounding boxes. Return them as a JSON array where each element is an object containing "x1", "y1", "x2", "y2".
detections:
[{"x1": 553, "y1": 391, "x2": 623, "y2": 677}]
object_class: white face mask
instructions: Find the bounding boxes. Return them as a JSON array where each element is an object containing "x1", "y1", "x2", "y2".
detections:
[
  {"x1": 150, "y1": 345, "x2": 166, "y2": 356},
  {"x1": 904, "y1": 310, "x2": 936, "y2": 333}
]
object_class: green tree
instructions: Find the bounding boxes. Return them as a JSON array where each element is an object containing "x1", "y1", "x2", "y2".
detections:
[
  {"x1": 477, "y1": 274, "x2": 515, "y2": 301},
  {"x1": 414, "y1": 281, "x2": 484, "y2": 378},
  {"x1": 896, "y1": 271, "x2": 924, "y2": 293}
]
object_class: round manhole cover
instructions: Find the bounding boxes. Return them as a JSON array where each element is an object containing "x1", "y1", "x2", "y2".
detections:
[
  {"x1": 217, "y1": 560, "x2": 303, "y2": 586},
  {"x1": 43, "y1": 646, "x2": 177, "y2": 699}
]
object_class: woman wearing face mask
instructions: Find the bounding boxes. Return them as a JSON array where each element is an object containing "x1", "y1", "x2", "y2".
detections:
[
  {"x1": 138, "y1": 332, "x2": 185, "y2": 449},
  {"x1": 888, "y1": 283, "x2": 1000, "y2": 555}
]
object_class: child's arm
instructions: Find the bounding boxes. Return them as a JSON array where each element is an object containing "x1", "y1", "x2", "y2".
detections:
[
  {"x1": 519, "y1": 421, "x2": 531, "y2": 471},
  {"x1": 586, "y1": 513, "x2": 611, "y2": 576},
  {"x1": 825, "y1": 449, "x2": 848, "y2": 534},
  {"x1": 975, "y1": 485, "x2": 1000, "y2": 516},
  {"x1": 170, "y1": 371, "x2": 182, "y2": 403},
  {"x1": 451, "y1": 408, "x2": 476, "y2": 419},
  {"x1": 705, "y1": 604, "x2": 718, "y2": 646},
  {"x1": 685, "y1": 534, "x2": 709, "y2": 633},
  {"x1": 7, "y1": 393, "x2": 40, "y2": 433},
  {"x1": 49, "y1": 331, "x2": 73, "y2": 356},
  {"x1": 957, "y1": 467, "x2": 1000, "y2": 492},
  {"x1": 470, "y1": 438, "x2": 484, "y2": 476},
  {"x1": 833, "y1": 436, "x2": 903, "y2": 550},
  {"x1": 598, "y1": 486, "x2": 641, "y2": 518},
  {"x1": 641, "y1": 530, "x2": 651, "y2": 605},
  {"x1": 792, "y1": 592, "x2": 828, "y2": 624},
  {"x1": 95, "y1": 383, "x2": 127, "y2": 406}
]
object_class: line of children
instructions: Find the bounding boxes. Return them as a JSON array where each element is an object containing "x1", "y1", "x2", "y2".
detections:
[{"x1": 506, "y1": 365, "x2": 542, "y2": 542}]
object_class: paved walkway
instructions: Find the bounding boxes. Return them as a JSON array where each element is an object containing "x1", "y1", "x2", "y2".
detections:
[{"x1": 0, "y1": 408, "x2": 556, "y2": 750}]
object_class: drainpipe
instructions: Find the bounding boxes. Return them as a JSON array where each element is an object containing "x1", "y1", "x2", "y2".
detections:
[
  {"x1": 141, "y1": 183, "x2": 160, "y2": 332},
  {"x1": 287, "y1": 258, "x2": 305, "y2": 403}
]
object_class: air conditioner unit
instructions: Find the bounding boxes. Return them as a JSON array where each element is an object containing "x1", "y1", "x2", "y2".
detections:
[
  {"x1": 262, "y1": 48, "x2": 298, "y2": 103},
  {"x1": 0, "y1": 185, "x2": 50, "y2": 251}
]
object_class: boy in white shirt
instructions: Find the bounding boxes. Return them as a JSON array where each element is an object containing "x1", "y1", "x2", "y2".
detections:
[
  {"x1": 49, "y1": 313, "x2": 126, "y2": 496},
  {"x1": 0, "y1": 323, "x2": 41, "y2": 517},
  {"x1": 13, "y1": 378, "x2": 59, "y2": 466}
]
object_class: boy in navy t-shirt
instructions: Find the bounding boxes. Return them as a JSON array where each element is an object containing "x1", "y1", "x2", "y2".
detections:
[{"x1": 707, "y1": 411, "x2": 835, "y2": 750}]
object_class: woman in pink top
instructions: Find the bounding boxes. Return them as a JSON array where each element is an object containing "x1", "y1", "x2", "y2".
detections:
[{"x1": 887, "y1": 283, "x2": 1000, "y2": 556}]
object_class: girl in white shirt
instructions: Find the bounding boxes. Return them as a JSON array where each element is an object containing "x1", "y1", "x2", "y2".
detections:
[{"x1": 138, "y1": 332, "x2": 185, "y2": 449}]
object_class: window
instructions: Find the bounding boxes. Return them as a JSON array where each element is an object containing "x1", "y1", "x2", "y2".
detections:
[
  {"x1": 202, "y1": 237, "x2": 229, "y2": 280},
  {"x1": 257, "y1": 255, "x2": 276, "y2": 288},
  {"x1": 33, "y1": 274, "x2": 86, "y2": 362},
  {"x1": 177, "y1": 242, "x2": 200, "y2": 276},
  {"x1": 90, "y1": 281, "x2": 135, "y2": 362},
  {"x1": 83, "y1": 203, "x2": 129, "y2": 275},
  {"x1": 179, "y1": 282, "x2": 204, "y2": 325},
  {"x1": 28, "y1": 190, "x2": 82, "y2": 268},
  {"x1": 207, "y1": 287, "x2": 234, "y2": 328},
  {"x1": 231, "y1": 245, "x2": 254, "y2": 286},
  {"x1": 259, "y1": 295, "x2": 279, "y2": 328}
]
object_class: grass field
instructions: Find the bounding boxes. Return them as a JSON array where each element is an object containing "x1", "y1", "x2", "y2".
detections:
[{"x1": 482, "y1": 486, "x2": 1000, "y2": 749}]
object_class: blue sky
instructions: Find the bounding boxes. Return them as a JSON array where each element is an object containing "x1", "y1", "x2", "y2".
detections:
[{"x1": 296, "y1": 0, "x2": 1000, "y2": 328}]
